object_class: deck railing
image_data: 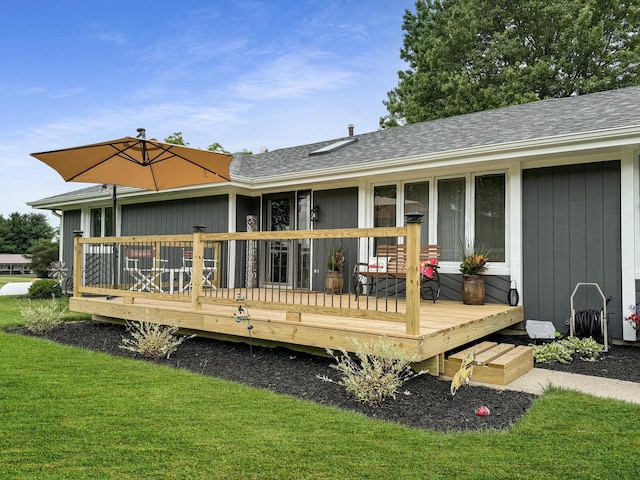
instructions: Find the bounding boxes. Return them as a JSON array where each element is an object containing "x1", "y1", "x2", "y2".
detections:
[{"x1": 72, "y1": 220, "x2": 424, "y2": 334}]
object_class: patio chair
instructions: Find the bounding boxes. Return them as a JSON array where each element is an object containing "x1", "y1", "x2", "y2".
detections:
[
  {"x1": 182, "y1": 248, "x2": 217, "y2": 291},
  {"x1": 125, "y1": 247, "x2": 167, "y2": 292}
]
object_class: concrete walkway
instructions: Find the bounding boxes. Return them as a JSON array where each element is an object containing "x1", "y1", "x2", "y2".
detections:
[{"x1": 476, "y1": 368, "x2": 640, "y2": 404}]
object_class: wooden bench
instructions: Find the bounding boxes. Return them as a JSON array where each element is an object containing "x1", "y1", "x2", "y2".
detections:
[{"x1": 353, "y1": 244, "x2": 441, "y2": 302}]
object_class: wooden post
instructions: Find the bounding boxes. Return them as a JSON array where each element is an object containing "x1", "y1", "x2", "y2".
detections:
[
  {"x1": 72, "y1": 230, "x2": 83, "y2": 298},
  {"x1": 191, "y1": 225, "x2": 206, "y2": 312},
  {"x1": 404, "y1": 214, "x2": 423, "y2": 335}
]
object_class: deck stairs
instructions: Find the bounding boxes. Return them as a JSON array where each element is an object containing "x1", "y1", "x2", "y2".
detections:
[{"x1": 442, "y1": 341, "x2": 533, "y2": 386}]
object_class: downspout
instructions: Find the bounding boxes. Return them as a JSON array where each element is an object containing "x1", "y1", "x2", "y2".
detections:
[{"x1": 50, "y1": 209, "x2": 63, "y2": 260}]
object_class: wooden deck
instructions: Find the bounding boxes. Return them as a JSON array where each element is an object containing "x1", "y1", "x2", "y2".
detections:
[{"x1": 70, "y1": 291, "x2": 523, "y2": 376}]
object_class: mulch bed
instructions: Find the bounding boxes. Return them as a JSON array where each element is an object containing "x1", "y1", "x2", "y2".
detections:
[{"x1": 10, "y1": 321, "x2": 639, "y2": 432}]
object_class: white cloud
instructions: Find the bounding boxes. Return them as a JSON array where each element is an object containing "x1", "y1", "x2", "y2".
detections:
[{"x1": 231, "y1": 50, "x2": 356, "y2": 101}]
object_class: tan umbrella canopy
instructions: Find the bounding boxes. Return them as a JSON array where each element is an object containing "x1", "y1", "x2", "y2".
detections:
[
  {"x1": 31, "y1": 130, "x2": 232, "y2": 190},
  {"x1": 31, "y1": 129, "x2": 233, "y2": 289}
]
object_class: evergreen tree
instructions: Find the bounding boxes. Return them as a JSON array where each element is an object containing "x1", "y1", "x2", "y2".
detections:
[
  {"x1": 381, "y1": 0, "x2": 640, "y2": 127},
  {"x1": 0, "y1": 212, "x2": 55, "y2": 254}
]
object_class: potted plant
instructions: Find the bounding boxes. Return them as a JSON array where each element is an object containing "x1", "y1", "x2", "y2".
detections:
[
  {"x1": 325, "y1": 243, "x2": 345, "y2": 294},
  {"x1": 459, "y1": 240, "x2": 490, "y2": 305}
]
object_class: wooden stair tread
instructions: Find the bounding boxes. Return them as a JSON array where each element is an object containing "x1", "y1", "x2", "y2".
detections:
[
  {"x1": 488, "y1": 345, "x2": 532, "y2": 369},
  {"x1": 443, "y1": 342, "x2": 534, "y2": 386},
  {"x1": 447, "y1": 341, "x2": 496, "y2": 360},
  {"x1": 475, "y1": 343, "x2": 514, "y2": 365}
]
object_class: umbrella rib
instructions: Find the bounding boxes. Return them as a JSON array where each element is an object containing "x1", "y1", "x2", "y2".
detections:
[
  {"x1": 147, "y1": 143, "x2": 231, "y2": 181},
  {"x1": 65, "y1": 141, "x2": 149, "y2": 182}
]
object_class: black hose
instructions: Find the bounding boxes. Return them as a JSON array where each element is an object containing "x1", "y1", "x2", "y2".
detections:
[{"x1": 574, "y1": 309, "x2": 603, "y2": 338}]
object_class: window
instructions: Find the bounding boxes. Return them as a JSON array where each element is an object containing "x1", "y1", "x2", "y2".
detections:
[
  {"x1": 374, "y1": 185, "x2": 397, "y2": 227},
  {"x1": 404, "y1": 181, "x2": 429, "y2": 244},
  {"x1": 437, "y1": 178, "x2": 465, "y2": 261},
  {"x1": 372, "y1": 174, "x2": 505, "y2": 265},
  {"x1": 475, "y1": 174, "x2": 505, "y2": 262},
  {"x1": 90, "y1": 207, "x2": 113, "y2": 237}
]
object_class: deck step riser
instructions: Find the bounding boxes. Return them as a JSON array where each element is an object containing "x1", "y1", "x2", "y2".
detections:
[{"x1": 443, "y1": 343, "x2": 533, "y2": 386}]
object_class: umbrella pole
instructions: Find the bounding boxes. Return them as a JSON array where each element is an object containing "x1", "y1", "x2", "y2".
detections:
[{"x1": 112, "y1": 185, "x2": 118, "y2": 290}]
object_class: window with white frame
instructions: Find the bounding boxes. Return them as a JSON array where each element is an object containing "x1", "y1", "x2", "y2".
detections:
[
  {"x1": 373, "y1": 173, "x2": 505, "y2": 264},
  {"x1": 90, "y1": 207, "x2": 113, "y2": 237}
]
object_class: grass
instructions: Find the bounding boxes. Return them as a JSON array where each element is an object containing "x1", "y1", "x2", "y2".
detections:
[
  {"x1": 0, "y1": 275, "x2": 89, "y2": 325},
  {"x1": 0, "y1": 296, "x2": 639, "y2": 479},
  {"x1": 0, "y1": 274, "x2": 36, "y2": 288}
]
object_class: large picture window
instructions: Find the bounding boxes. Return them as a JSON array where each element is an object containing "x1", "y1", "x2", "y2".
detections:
[
  {"x1": 475, "y1": 174, "x2": 505, "y2": 262},
  {"x1": 372, "y1": 173, "x2": 505, "y2": 265}
]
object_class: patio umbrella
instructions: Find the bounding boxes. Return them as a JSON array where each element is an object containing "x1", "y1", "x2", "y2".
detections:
[
  {"x1": 31, "y1": 130, "x2": 231, "y2": 190},
  {"x1": 31, "y1": 129, "x2": 233, "y2": 288}
]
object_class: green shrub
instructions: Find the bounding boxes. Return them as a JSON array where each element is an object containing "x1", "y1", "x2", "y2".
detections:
[
  {"x1": 318, "y1": 337, "x2": 426, "y2": 404},
  {"x1": 532, "y1": 336, "x2": 604, "y2": 364},
  {"x1": 120, "y1": 321, "x2": 194, "y2": 360},
  {"x1": 560, "y1": 336, "x2": 604, "y2": 361},
  {"x1": 19, "y1": 298, "x2": 67, "y2": 334},
  {"x1": 27, "y1": 279, "x2": 62, "y2": 299},
  {"x1": 531, "y1": 341, "x2": 574, "y2": 364}
]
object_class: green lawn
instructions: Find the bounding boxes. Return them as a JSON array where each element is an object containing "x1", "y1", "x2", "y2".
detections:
[{"x1": 0, "y1": 296, "x2": 638, "y2": 479}]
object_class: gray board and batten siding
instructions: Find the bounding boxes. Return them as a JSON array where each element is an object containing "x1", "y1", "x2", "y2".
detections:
[
  {"x1": 120, "y1": 195, "x2": 229, "y2": 236},
  {"x1": 121, "y1": 195, "x2": 230, "y2": 288},
  {"x1": 312, "y1": 187, "x2": 359, "y2": 290},
  {"x1": 522, "y1": 160, "x2": 622, "y2": 339}
]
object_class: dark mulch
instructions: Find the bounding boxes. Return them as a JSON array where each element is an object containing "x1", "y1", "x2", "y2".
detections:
[{"x1": 10, "y1": 321, "x2": 639, "y2": 432}]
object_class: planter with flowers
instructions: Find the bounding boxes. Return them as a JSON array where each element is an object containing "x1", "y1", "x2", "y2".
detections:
[
  {"x1": 625, "y1": 305, "x2": 640, "y2": 338},
  {"x1": 459, "y1": 241, "x2": 490, "y2": 305},
  {"x1": 325, "y1": 243, "x2": 345, "y2": 294}
]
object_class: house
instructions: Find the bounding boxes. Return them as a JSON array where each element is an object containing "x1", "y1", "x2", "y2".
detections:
[
  {"x1": 29, "y1": 86, "x2": 640, "y2": 343},
  {"x1": 0, "y1": 253, "x2": 32, "y2": 275}
]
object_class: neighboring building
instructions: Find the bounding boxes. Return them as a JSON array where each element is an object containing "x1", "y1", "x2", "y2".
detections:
[
  {"x1": 0, "y1": 254, "x2": 32, "y2": 275},
  {"x1": 29, "y1": 86, "x2": 640, "y2": 342}
]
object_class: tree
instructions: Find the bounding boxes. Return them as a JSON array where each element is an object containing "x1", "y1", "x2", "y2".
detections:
[
  {"x1": 164, "y1": 132, "x2": 188, "y2": 145},
  {"x1": 207, "y1": 142, "x2": 230, "y2": 154},
  {"x1": 381, "y1": 0, "x2": 640, "y2": 128},
  {"x1": 26, "y1": 239, "x2": 60, "y2": 278},
  {"x1": 167, "y1": 133, "x2": 234, "y2": 153},
  {"x1": 0, "y1": 212, "x2": 55, "y2": 254}
]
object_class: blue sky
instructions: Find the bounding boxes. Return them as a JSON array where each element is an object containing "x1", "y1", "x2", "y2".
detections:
[{"x1": 1, "y1": 0, "x2": 414, "y2": 222}]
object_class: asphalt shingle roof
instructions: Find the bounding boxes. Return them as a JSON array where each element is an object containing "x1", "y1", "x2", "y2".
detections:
[{"x1": 244, "y1": 86, "x2": 640, "y2": 178}]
